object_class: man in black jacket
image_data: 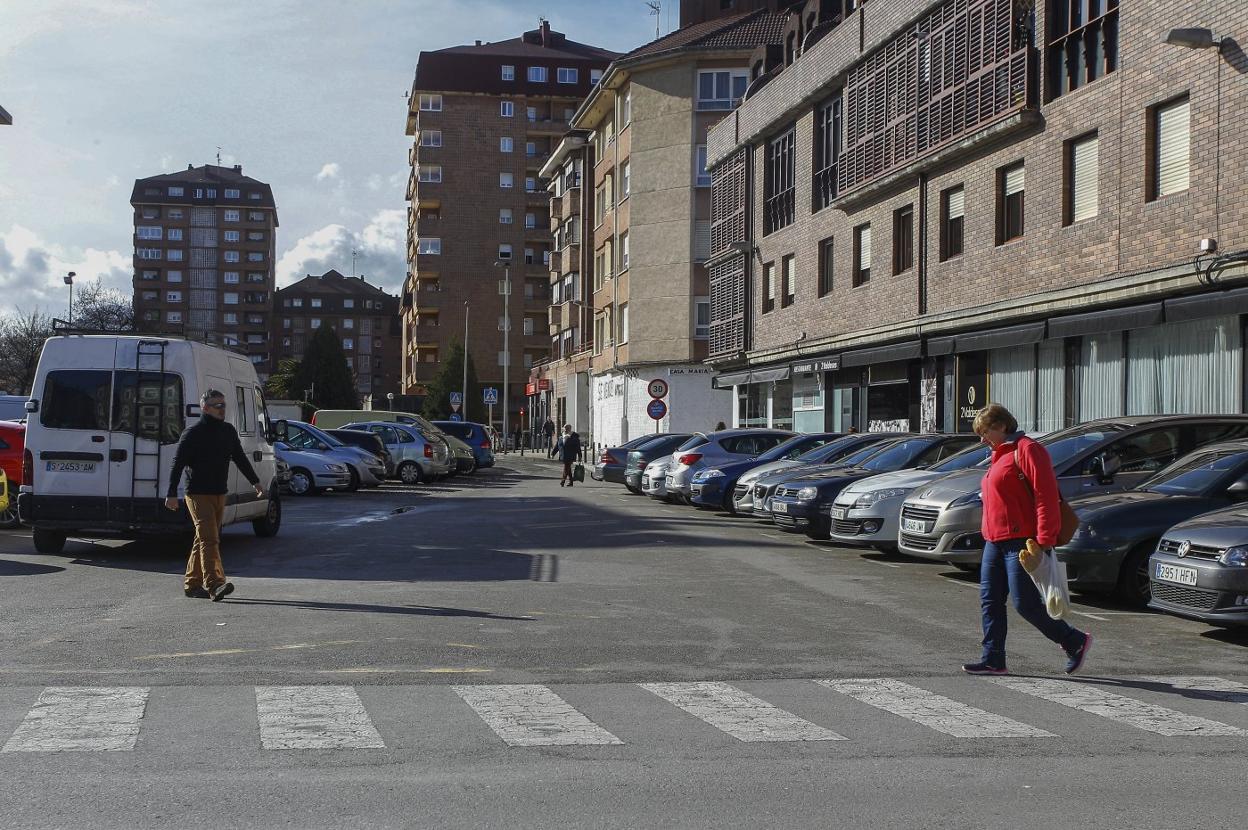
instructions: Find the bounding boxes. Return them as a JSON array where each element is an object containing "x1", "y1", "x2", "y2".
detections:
[
  {"x1": 558, "y1": 424, "x2": 582, "y2": 487},
  {"x1": 164, "y1": 389, "x2": 264, "y2": 601}
]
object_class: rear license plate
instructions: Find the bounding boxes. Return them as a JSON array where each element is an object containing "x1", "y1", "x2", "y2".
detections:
[
  {"x1": 46, "y1": 461, "x2": 96, "y2": 474},
  {"x1": 830, "y1": 506, "x2": 848, "y2": 520},
  {"x1": 691, "y1": 486, "x2": 702, "y2": 496},
  {"x1": 901, "y1": 517, "x2": 926, "y2": 533},
  {"x1": 642, "y1": 476, "x2": 650, "y2": 487},
  {"x1": 773, "y1": 501, "x2": 788, "y2": 514},
  {"x1": 665, "y1": 476, "x2": 673, "y2": 486},
  {"x1": 1156, "y1": 563, "x2": 1198, "y2": 586}
]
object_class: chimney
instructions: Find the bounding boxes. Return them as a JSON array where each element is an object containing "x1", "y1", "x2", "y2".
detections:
[
  {"x1": 540, "y1": 18, "x2": 551, "y2": 46},
  {"x1": 475, "y1": 39, "x2": 482, "y2": 45},
  {"x1": 187, "y1": 163, "x2": 193, "y2": 170},
  {"x1": 233, "y1": 164, "x2": 242, "y2": 172}
]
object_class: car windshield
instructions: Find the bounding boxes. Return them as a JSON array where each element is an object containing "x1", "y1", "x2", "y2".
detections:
[
  {"x1": 858, "y1": 438, "x2": 933, "y2": 472},
  {"x1": 1036, "y1": 423, "x2": 1125, "y2": 468},
  {"x1": 798, "y1": 436, "x2": 860, "y2": 462},
  {"x1": 1139, "y1": 449, "x2": 1248, "y2": 495},
  {"x1": 298, "y1": 422, "x2": 345, "y2": 448},
  {"x1": 837, "y1": 441, "x2": 894, "y2": 467},
  {"x1": 931, "y1": 443, "x2": 991, "y2": 472},
  {"x1": 759, "y1": 435, "x2": 828, "y2": 462},
  {"x1": 677, "y1": 434, "x2": 709, "y2": 452}
]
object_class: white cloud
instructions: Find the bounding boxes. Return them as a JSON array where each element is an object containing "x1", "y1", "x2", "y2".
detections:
[
  {"x1": 275, "y1": 209, "x2": 407, "y2": 294},
  {"x1": 0, "y1": 224, "x2": 131, "y2": 314},
  {"x1": 315, "y1": 162, "x2": 341, "y2": 182}
]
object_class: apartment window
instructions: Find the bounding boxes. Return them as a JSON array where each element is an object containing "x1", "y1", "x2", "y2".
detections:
[
  {"x1": 621, "y1": 161, "x2": 630, "y2": 197},
  {"x1": 282, "y1": 318, "x2": 291, "y2": 329},
  {"x1": 342, "y1": 338, "x2": 354, "y2": 351},
  {"x1": 166, "y1": 291, "x2": 182, "y2": 303},
  {"x1": 893, "y1": 205, "x2": 914, "y2": 274},
  {"x1": 528, "y1": 66, "x2": 547, "y2": 83},
  {"x1": 311, "y1": 318, "x2": 321, "y2": 329},
  {"x1": 940, "y1": 186, "x2": 965, "y2": 260},
  {"x1": 343, "y1": 318, "x2": 354, "y2": 329},
  {"x1": 421, "y1": 130, "x2": 442, "y2": 147},
  {"x1": 853, "y1": 224, "x2": 871, "y2": 286},
  {"x1": 224, "y1": 188, "x2": 240, "y2": 198},
  {"x1": 224, "y1": 209, "x2": 240, "y2": 222},
  {"x1": 205, "y1": 189, "x2": 216, "y2": 198},
  {"x1": 557, "y1": 67, "x2": 578, "y2": 85},
  {"x1": 498, "y1": 244, "x2": 513, "y2": 261},
  {"x1": 224, "y1": 292, "x2": 239, "y2": 305},
  {"x1": 524, "y1": 247, "x2": 535, "y2": 265},
  {"x1": 141, "y1": 269, "x2": 159, "y2": 281},
  {"x1": 523, "y1": 317, "x2": 535, "y2": 336},
  {"x1": 168, "y1": 209, "x2": 183, "y2": 219},
  {"x1": 615, "y1": 302, "x2": 629, "y2": 343},
  {"x1": 499, "y1": 208, "x2": 513, "y2": 224},
  {"x1": 141, "y1": 208, "x2": 159, "y2": 219},
  {"x1": 310, "y1": 298, "x2": 321, "y2": 308},
  {"x1": 500, "y1": 100, "x2": 514, "y2": 118},
  {"x1": 501, "y1": 64, "x2": 515, "y2": 81},
  {"x1": 247, "y1": 231, "x2": 264, "y2": 241},
  {"x1": 525, "y1": 177, "x2": 537, "y2": 192},
  {"x1": 497, "y1": 351, "x2": 511, "y2": 366},
  {"x1": 694, "y1": 145, "x2": 711, "y2": 188},
  {"x1": 167, "y1": 228, "x2": 182, "y2": 241},
  {"x1": 620, "y1": 232, "x2": 629, "y2": 270},
  {"x1": 248, "y1": 211, "x2": 265, "y2": 221},
  {"x1": 525, "y1": 141, "x2": 537, "y2": 157},
  {"x1": 166, "y1": 249, "x2": 183, "y2": 262},
  {"x1": 418, "y1": 165, "x2": 442, "y2": 183},
  {"x1": 166, "y1": 270, "x2": 182, "y2": 283},
  {"x1": 593, "y1": 316, "x2": 606, "y2": 354},
  {"x1": 248, "y1": 193, "x2": 261, "y2": 200},
  {"x1": 693, "y1": 297, "x2": 711, "y2": 339},
  {"x1": 696, "y1": 69, "x2": 749, "y2": 110},
  {"x1": 781, "y1": 255, "x2": 796, "y2": 307},
  {"x1": 141, "y1": 290, "x2": 157, "y2": 301},
  {"x1": 1066, "y1": 132, "x2": 1100, "y2": 224},
  {"x1": 136, "y1": 226, "x2": 162, "y2": 240},
  {"x1": 193, "y1": 189, "x2": 204, "y2": 199},
  {"x1": 418, "y1": 238, "x2": 441, "y2": 255},
  {"x1": 622, "y1": 90, "x2": 631, "y2": 125},
  {"x1": 818, "y1": 237, "x2": 834, "y2": 296},
  {"x1": 343, "y1": 299, "x2": 353, "y2": 309},
  {"x1": 1149, "y1": 96, "x2": 1190, "y2": 200},
  {"x1": 224, "y1": 272, "x2": 240, "y2": 284},
  {"x1": 246, "y1": 272, "x2": 265, "y2": 284},
  {"x1": 419, "y1": 94, "x2": 442, "y2": 111},
  {"x1": 224, "y1": 313, "x2": 238, "y2": 325},
  {"x1": 500, "y1": 172, "x2": 514, "y2": 189},
  {"x1": 167, "y1": 187, "x2": 183, "y2": 197},
  {"x1": 167, "y1": 311, "x2": 182, "y2": 324},
  {"x1": 525, "y1": 212, "x2": 536, "y2": 229},
  {"x1": 223, "y1": 230, "x2": 240, "y2": 242},
  {"x1": 1047, "y1": 0, "x2": 1119, "y2": 100},
  {"x1": 590, "y1": 68, "x2": 603, "y2": 86},
  {"x1": 997, "y1": 163, "x2": 1025, "y2": 244},
  {"x1": 293, "y1": 298, "x2": 303, "y2": 307},
  {"x1": 763, "y1": 127, "x2": 795, "y2": 235},
  {"x1": 763, "y1": 262, "x2": 776, "y2": 313},
  {"x1": 247, "y1": 252, "x2": 263, "y2": 262},
  {"x1": 527, "y1": 106, "x2": 538, "y2": 122},
  {"x1": 595, "y1": 175, "x2": 613, "y2": 224},
  {"x1": 137, "y1": 248, "x2": 162, "y2": 260}
]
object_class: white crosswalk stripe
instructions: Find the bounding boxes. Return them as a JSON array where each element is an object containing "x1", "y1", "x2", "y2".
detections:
[
  {"x1": 3, "y1": 687, "x2": 149, "y2": 752},
  {"x1": 453, "y1": 684, "x2": 622, "y2": 746},
  {"x1": 993, "y1": 677, "x2": 1248, "y2": 736},
  {"x1": 816, "y1": 678, "x2": 1054, "y2": 738},
  {"x1": 255, "y1": 686, "x2": 385, "y2": 750},
  {"x1": 1137, "y1": 676, "x2": 1248, "y2": 704},
  {"x1": 640, "y1": 682, "x2": 846, "y2": 742}
]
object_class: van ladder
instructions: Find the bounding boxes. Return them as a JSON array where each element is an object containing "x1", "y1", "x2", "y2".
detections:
[{"x1": 131, "y1": 340, "x2": 169, "y2": 527}]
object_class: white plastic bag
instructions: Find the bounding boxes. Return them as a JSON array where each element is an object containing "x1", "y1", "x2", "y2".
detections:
[{"x1": 1028, "y1": 547, "x2": 1071, "y2": 619}]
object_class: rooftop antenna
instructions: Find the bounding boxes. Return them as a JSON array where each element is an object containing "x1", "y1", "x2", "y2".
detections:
[
  {"x1": 216, "y1": 146, "x2": 222, "y2": 166},
  {"x1": 351, "y1": 249, "x2": 363, "y2": 278},
  {"x1": 646, "y1": 1, "x2": 661, "y2": 38}
]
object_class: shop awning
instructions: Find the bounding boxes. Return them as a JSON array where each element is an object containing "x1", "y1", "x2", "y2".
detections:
[
  {"x1": 712, "y1": 370, "x2": 751, "y2": 389},
  {"x1": 1047, "y1": 302, "x2": 1163, "y2": 339},
  {"x1": 953, "y1": 321, "x2": 1046, "y2": 353},
  {"x1": 1164, "y1": 287, "x2": 1248, "y2": 323},
  {"x1": 840, "y1": 340, "x2": 922, "y2": 367},
  {"x1": 926, "y1": 336, "x2": 956, "y2": 356},
  {"x1": 751, "y1": 367, "x2": 791, "y2": 384},
  {"x1": 712, "y1": 366, "x2": 792, "y2": 388}
]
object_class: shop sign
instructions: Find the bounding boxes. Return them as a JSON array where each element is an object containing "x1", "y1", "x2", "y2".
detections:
[
  {"x1": 669, "y1": 367, "x2": 712, "y2": 375},
  {"x1": 956, "y1": 352, "x2": 988, "y2": 433},
  {"x1": 538, "y1": 379, "x2": 551, "y2": 391},
  {"x1": 792, "y1": 357, "x2": 840, "y2": 374}
]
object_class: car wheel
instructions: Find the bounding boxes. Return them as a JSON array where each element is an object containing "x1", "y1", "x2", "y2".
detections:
[
  {"x1": 397, "y1": 461, "x2": 423, "y2": 485},
  {"x1": 288, "y1": 467, "x2": 318, "y2": 496},
  {"x1": 466, "y1": 458, "x2": 478, "y2": 475},
  {"x1": 0, "y1": 481, "x2": 19, "y2": 529},
  {"x1": 345, "y1": 467, "x2": 360, "y2": 493},
  {"x1": 33, "y1": 528, "x2": 67, "y2": 554},
  {"x1": 721, "y1": 490, "x2": 737, "y2": 514},
  {"x1": 1116, "y1": 540, "x2": 1157, "y2": 607},
  {"x1": 252, "y1": 495, "x2": 282, "y2": 538},
  {"x1": 625, "y1": 482, "x2": 640, "y2": 494}
]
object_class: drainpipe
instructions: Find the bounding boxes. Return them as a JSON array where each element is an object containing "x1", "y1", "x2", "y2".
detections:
[
  {"x1": 917, "y1": 172, "x2": 928, "y2": 315},
  {"x1": 611, "y1": 87, "x2": 625, "y2": 443}
]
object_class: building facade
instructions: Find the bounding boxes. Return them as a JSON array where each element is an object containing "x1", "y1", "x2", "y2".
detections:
[
  {"x1": 707, "y1": 0, "x2": 1248, "y2": 434},
  {"x1": 273, "y1": 270, "x2": 403, "y2": 403},
  {"x1": 130, "y1": 164, "x2": 278, "y2": 378},
  {"x1": 402, "y1": 22, "x2": 617, "y2": 432},
  {"x1": 529, "y1": 9, "x2": 790, "y2": 448}
]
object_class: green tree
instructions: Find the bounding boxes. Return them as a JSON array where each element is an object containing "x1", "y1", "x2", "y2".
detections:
[
  {"x1": 422, "y1": 339, "x2": 480, "y2": 421},
  {"x1": 264, "y1": 358, "x2": 303, "y2": 399},
  {"x1": 288, "y1": 326, "x2": 359, "y2": 410}
]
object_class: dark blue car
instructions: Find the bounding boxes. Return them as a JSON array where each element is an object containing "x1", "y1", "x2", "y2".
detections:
[
  {"x1": 433, "y1": 421, "x2": 496, "y2": 468},
  {"x1": 689, "y1": 432, "x2": 844, "y2": 512}
]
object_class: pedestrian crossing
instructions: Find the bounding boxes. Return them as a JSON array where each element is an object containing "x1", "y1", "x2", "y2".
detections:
[{"x1": 2, "y1": 676, "x2": 1247, "y2": 753}]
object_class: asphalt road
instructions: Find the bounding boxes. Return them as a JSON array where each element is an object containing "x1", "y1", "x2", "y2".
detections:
[{"x1": 1, "y1": 455, "x2": 1247, "y2": 829}]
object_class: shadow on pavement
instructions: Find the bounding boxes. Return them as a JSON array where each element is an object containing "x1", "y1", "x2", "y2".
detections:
[
  {"x1": 222, "y1": 599, "x2": 536, "y2": 620},
  {"x1": 0, "y1": 559, "x2": 67, "y2": 576}
]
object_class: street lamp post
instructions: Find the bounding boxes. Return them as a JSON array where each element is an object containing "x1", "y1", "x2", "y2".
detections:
[
  {"x1": 64, "y1": 271, "x2": 75, "y2": 325},
  {"x1": 386, "y1": 391, "x2": 395, "y2": 412},
  {"x1": 462, "y1": 300, "x2": 470, "y2": 422}
]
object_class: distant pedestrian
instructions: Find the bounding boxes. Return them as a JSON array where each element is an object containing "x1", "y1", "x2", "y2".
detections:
[
  {"x1": 512, "y1": 423, "x2": 522, "y2": 454},
  {"x1": 714, "y1": 421, "x2": 727, "y2": 431},
  {"x1": 542, "y1": 418, "x2": 555, "y2": 451},
  {"x1": 164, "y1": 390, "x2": 264, "y2": 602},
  {"x1": 963, "y1": 403, "x2": 1091, "y2": 676},
  {"x1": 558, "y1": 424, "x2": 582, "y2": 487}
]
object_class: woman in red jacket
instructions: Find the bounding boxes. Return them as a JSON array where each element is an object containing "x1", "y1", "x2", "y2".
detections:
[{"x1": 963, "y1": 404, "x2": 1092, "y2": 676}]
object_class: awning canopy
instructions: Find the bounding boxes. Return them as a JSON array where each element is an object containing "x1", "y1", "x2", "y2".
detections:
[
  {"x1": 840, "y1": 340, "x2": 922, "y2": 368},
  {"x1": 712, "y1": 370, "x2": 751, "y2": 389},
  {"x1": 952, "y1": 321, "x2": 1046, "y2": 353},
  {"x1": 712, "y1": 366, "x2": 792, "y2": 389},
  {"x1": 1165, "y1": 287, "x2": 1248, "y2": 323},
  {"x1": 1048, "y1": 302, "x2": 1163, "y2": 339}
]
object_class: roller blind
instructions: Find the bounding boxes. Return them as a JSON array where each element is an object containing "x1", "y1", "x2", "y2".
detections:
[
  {"x1": 947, "y1": 187, "x2": 964, "y2": 219},
  {"x1": 858, "y1": 225, "x2": 872, "y2": 267},
  {"x1": 1156, "y1": 97, "x2": 1190, "y2": 197},
  {"x1": 766, "y1": 263, "x2": 776, "y2": 300},
  {"x1": 1003, "y1": 164, "x2": 1025, "y2": 196},
  {"x1": 1071, "y1": 134, "x2": 1099, "y2": 222}
]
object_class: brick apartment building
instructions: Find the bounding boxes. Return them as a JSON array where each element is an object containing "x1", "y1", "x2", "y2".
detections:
[
  {"x1": 402, "y1": 22, "x2": 617, "y2": 431},
  {"x1": 528, "y1": 7, "x2": 790, "y2": 448},
  {"x1": 273, "y1": 270, "x2": 402, "y2": 403},
  {"x1": 131, "y1": 165, "x2": 278, "y2": 378},
  {"x1": 707, "y1": 0, "x2": 1248, "y2": 434}
]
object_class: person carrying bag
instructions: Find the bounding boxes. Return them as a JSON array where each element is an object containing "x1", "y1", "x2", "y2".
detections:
[
  {"x1": 558, "y1": 425, "x2": 582, "y2": 488},
  {"x1": 962, "y1": 404, "x2": 1092, "y2": 677}
]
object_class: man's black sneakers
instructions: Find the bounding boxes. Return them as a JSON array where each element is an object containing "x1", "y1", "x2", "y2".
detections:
[
  {"x1": 184, "y1": 587, "x2": 210, "y2": 599},
  {"x1": 210, "y1": 582, "x2": 235, "y2": 602},
  {"x1": 962, "y1": 661, "x2": 1008, "y2": 676}
]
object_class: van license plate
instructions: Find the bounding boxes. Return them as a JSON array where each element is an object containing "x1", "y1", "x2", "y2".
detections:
[
  {"x1": 1156, "y1": 563, "x2": 1198, "y2": 586},
  {"x1": 46, "y1": 461, "x2": 96, "y2": 474},
  {"x1": 772, "y1": 502, "x2": 788, "y2": 514},
  {"x1": 901, "y1": 517, "x2": 926, "y2": 533}
]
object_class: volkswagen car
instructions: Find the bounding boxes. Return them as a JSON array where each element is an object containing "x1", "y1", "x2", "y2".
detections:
[{"x1": 1150, "y1": 504, "x2": 1248, "y2": 627}]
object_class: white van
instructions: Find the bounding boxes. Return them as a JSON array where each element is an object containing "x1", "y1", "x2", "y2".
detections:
[{"x1": 18, "y1": 335, "x2": 281, "y2": 553}]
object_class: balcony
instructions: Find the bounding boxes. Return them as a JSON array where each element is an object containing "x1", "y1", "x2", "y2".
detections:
[
  {"x1": 561, "y1": 185, "x2": 580, "y2": 219},
  {"x1": 549, "y1": 250, "x2": 562, "y2": 273},
  {"x1": 549, "y1": 197, "x2": 564, "y2": 222},
  {"x1": 548, "y1": 304, "x2": 563, "y2": 332},
  {"x1": 525, "y1": 116, "x2": 569, "y2": 135}
]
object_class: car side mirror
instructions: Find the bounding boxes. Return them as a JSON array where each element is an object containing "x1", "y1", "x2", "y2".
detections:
[
  {"x1": 1227, "y1": 476, "x2": 1248, "y2": 498},
  {"x1": 24, "y1": 399, "x2": 38, "y2": 413},
  {"x1": 1088, "y1": 453, "x2": 1120, "y2": 484},
  {"x1": 269, "y1": 420, "x2": 289, "y2": 443}
]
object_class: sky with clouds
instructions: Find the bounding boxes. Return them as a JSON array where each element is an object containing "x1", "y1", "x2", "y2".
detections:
[{"x1": 0, "y1": 0, "x2": 660, "y2": 315}]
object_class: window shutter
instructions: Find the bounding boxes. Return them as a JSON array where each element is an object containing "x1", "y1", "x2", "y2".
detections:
[
  {"x1": 1072, "y1": 134, "x2": 1099, "y2": 222},
  {"x1": 694, "y1": 220, "x2": 711, "y2": 262},
  {"x1": 947, "y1": 187, "x2": 965, "y2": 220},
  {"x1": 766, "y1": 265, "x2": 776, "y2": 301},
  {"x1": 1003, "y1": 165, "x2": 1025, "y2": 197},
  {"x1": 859, "y1": 226, "x2": 872, "y2": 268},
  {"x1": 1156, "y1": 98, "x2": 1190, "y2": 197}
]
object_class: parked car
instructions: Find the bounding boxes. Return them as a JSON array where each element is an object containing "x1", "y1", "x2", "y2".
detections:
[
  {"x1": 19, "y1": 334, "x2": 281, "y2": 554},
  {"x1": 0, "y1": 469, "x2": 8, "y2": 524},
  {"x1": 445, "y1": 434, "x2": 477, "y2": 474},
  {"x1": 0, "y1": 420, "x2": 24, "y2": 528},
  {"x1": 343, "y1": 421, "x2": 454, "y2": 484},
  {"x1": 741, "y1": 434, "x2": 902, "y2": 517},
  {"x1": 327, "y1": 429, "x2": 393, "y2": 476},
  {"x1": 281, "y1": 421, "x2": 386, "y2": 491},
  {"x1": 1149, "y1": 504, "x2": 1248, "y2": 627},
  {"x1": 1057, "y1": 440, "x2": 1248, "y2": 605},
  {"x1": 311, "y1": 409, "x2": 427, "y2": 430},
  {"x1": 592, "y1": 435, "x2": 662, "y2": 484},
  {"x1": 433, "y1": 421, "x2": 496, "y2": 469},
  {"x1": 641, "y1": 454, "x2": 679, "y2": 500},
  {"x1": 275, "y1": 445, "x2": 352, "y2": 496},
  {"x1": 665, "y1": 429, "x2": 795, "y2": 504},
  {"x1": 624, "y1": 434, "x2": 697, "y2": 493},
  {"x1": 770, "y1": 434, "x2": 978, "y2": 539},
  {"x1": 896, "y1": 415, "x2": 1248, "y2": 567},
  {"x1": 690, "y1": 432, "x2": 844, "y2": 512},
  {"x1": 274, "y1": 457, "x2": 292, "y2": 493},
  {"x1": 830, "y1": 443, "x2": 991, "y2": 553},
  {"x1": 0, "y1": 395, "x2": 27, "y2": 422}
]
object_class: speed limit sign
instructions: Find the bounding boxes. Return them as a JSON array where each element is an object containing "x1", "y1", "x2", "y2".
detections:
[{"x1": 647, "y1": 378, "x2": 669, "y2": 399}]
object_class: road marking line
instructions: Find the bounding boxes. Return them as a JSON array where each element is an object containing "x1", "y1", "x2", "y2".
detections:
[
  {"x1": 816, "y1": 678, "x2": 1054, "y2": 738},
  {"x1": 1136, "y1": 676, "x2": 1248, "y2": 705},
  {"x1": 992, "y1": 677, "x2": 1248, "y2": 736},
  {"x1": 137, "y1": 640, "x2": 362, "y2": 660},
  {"x1": 1068, "y1": 610, "x2": 1111, "y2": 622},
  {"x1": 641, "y1": 682, "x2": 845, "y2": 742},
  {"x1": 860, "y1": 558, "x2": 902, "y2": 568},
  {"x1": 3, "y1": 687, "x2": 148, "y2": 752},
  {"x1": 453, "y1": 684, "x2": 622, "y2": 746},
  {"x1": 255, "y1": 686, "x2": 385, "y2": 750}
]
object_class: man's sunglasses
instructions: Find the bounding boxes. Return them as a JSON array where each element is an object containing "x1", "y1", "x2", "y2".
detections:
[{"x1": 204, "y1": 402, "x2": 226, "y2": 411}]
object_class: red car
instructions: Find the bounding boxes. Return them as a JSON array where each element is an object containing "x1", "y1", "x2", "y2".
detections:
[{"x1": 0, "y1": 421, "x2": 24, "y2": 528}]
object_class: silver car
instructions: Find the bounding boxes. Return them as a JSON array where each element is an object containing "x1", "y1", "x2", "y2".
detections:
[
  {"x1": 281, "y1": 421, "x2": 386, "y2": 491},
  {"x1": 665, "y1": 429, "x2": 794, "y2": 504},
  {"x1": 733, "y1": 433, "x2": 900, "y2": 514},
  {"x1": 275, "y1": 445, "x2": 352, "y2": 496},
  {"x1": 345, "y1": 421, "x2": 454, "y2": 484},
  {"x1": 642, "y1": 455, "x2": 677, "y2": 500}
]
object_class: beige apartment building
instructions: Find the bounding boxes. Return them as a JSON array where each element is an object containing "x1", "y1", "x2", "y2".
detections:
[
  {"x1": 402, "y1": 22, "x2": 615, "y2": 431},
  {"x1": 130, "y1": 165, "x2": 278, "y2": 378},
  {"x1": 530, "y1": 8, "x2": 788, "y2": 447}
]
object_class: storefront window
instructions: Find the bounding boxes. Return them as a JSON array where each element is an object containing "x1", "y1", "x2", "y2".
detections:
[
  {"x1": 771, "y1": 379, "x2": 793, "y2": 430},
  {"x1": 1037, "y1": 340, "x2": 1067, "y2": 433},
  {"x1": 989, "y1": 345, "x2": 1036, "y2": 432},
  {"x1": 1126, "y1": 316, "x2": 1241, "y2": 415},
  {"x1": 867, "y1": 362, "x2": 911, "y2": 431},
  {"x1": 738, "y1": 384, "x2": 767, "y2": 428},
  {"x1": 1079, "y1": 332, "x2": 1124, "y2": 421},
  {"x1": 792, "y1": 374, "x2": 824, "y2": 433}
]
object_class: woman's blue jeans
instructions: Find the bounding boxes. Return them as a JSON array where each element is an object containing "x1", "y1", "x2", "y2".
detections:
[{"x1": 979, "y1": 538, "x2": 1084, "y2": 667}]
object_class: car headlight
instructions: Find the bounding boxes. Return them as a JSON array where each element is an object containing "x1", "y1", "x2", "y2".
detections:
[
  {"x1": 1074, "y1": 523, "x2": 1098, "y2": 539},
  {"x1": 950, "y1": 490, "x2": 983, "y2": 508},
  {"x1": 327, "y1": 463, "x2": 347, "y2": 472},
  {"x1": 796, "y1": 486, "x2": 818, "y2": 501},
  {"x1": 702, "y1": 469, "x2": 725, "y2": 479},
  {"x1": 1220, "y1": 546, "x2": 1248, "y2": 567},
  {"x1": 853, "y1": 488, "x2": 910, "y2": 509}
]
